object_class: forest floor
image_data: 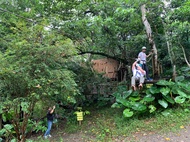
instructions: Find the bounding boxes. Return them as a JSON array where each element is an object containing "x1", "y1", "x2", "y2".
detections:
[
  {"x1": 31, "y1": 124, "x2": 190, "y2": 142},
  {"x1": 30, "y1": 107, "x2": 190, "y2": 142}
]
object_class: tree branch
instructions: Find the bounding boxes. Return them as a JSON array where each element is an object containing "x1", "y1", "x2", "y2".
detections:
[
  {"x1": 179, "y1": 42, "x2": 190, "y2": 67},
  {"x1": 77, "y1": 50, "x2": 128, "y2": 64}
]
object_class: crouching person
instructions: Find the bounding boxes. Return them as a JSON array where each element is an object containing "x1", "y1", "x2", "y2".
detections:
[{"x1": 131, "y1": 60, "x2": 146, "y2": 91}]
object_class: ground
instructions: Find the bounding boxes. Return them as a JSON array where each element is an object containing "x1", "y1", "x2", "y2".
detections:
[
  {"x1": 31, "y1": 125, "x2": 190, "y2": 142},
  {"x1": 30, "y1": 107, "x2": 190, "y2": 142}
]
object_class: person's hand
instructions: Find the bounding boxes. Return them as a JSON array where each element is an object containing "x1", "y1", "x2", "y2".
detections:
[
  {"x1": 136, "y1": 58, "x2": 140, "y2": 62},
  {"x1": 53, "y1": 105, "x2": 56, "y2": 109}
]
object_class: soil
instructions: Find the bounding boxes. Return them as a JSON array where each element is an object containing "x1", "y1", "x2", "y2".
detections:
[{"x1": 31, "y1": 124, "x2": 190, "y2": 142}]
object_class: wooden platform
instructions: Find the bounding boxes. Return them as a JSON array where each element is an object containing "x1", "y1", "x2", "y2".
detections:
[{"x1": 144, "y1": 79, "x2": 159, "y2": 84}]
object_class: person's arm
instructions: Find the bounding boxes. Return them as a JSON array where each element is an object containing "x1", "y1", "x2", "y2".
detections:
[
  {"x1": 147, "y1": 53, "x2": 152, "y2": 58},
  {"x1": 147, "y1": 50, "x2": 153, "y2": 58},
  {"x1": 137, "y1": 65, "x2": 146, "y2": 75},
  {"x1": 132, "y1": 60, "x2": 138, "y2": 70},
  {"x1": 50, "y1": 106, "x2": 55, "y2": 114}
]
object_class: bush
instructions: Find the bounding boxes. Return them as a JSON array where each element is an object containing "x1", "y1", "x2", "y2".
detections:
[{"x1": 111, "y1": 77, "x2": 190, "y2": 118}]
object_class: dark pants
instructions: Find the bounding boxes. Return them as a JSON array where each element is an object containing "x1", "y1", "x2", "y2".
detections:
[{"x1": 142, "y1": 63, "x2": 150, "y2": 79}]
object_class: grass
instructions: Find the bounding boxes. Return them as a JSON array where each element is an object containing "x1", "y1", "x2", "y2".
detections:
[
  {"x1": 64, "y1": 106, "x2": 190, "y2": 138},
  {"x1": 30, "y1": 105, "x2": 190, "y2": 142}
]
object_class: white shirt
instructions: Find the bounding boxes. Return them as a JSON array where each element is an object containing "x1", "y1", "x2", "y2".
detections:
[
  {"x1": 132, "y1": 68, "x2": 145, "y2": 79},
  {"x1": 138, "y1": 52, "x2": 146, "y2": 62}
]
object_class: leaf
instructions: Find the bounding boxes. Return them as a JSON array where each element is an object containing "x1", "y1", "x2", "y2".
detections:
[
  {"x1": 4, "y1": 124, "x2": 14, "y2": 130},
  {"x1": 161, "y1": 109, "x2": 172, "y2": 117},
  {"x1": 177, "y1": 90, "x2": 187, "y2": 97},
  {"x1": 160, "y1": 87, "x2": 170, "y2": 96},
  {"x1": 180, "y1": 125, "x2": 184, "y2": 129},
  {"x1": 123, "y1": 109, "x2": 133, "y2": 117},
  {"x1": 130, "y1": 91, "x2": 139, "y2": 97},
  {"x1": 165, "y1": 137, "x2": 170, "y2": 141},
  {"x1": 122, "y1": 90, "x2": 132, "y2": 99},
  {"x1": 174, "y1": 96, "x2": 186, "y2": 104},
  {"x1": 112, "y1": 92, "x2": 121, "y2": 98},
  {"x1": 84, "y1": 111, "x2": 90, "y2": 115},
  {"x1": 156, "y1": 80, "x2": 175, "y2": 86},
  {"x1": 129, "y1": 96, "x2": 140, "y2": 102},
  {"x1": 181, "y1": 67, "x2": 190, "y2": 72},
  {"x1": 163, "y1": 95, "x2": 175, "y2": 104},
  {"x1": 21, "y1": 102, "x2": 29, "y2": 113},
  {"x1": 116, "y1": 98, "x2": 130, "y2": 107},
  {"x1": 175, "y1": 76, "x2": 184, "y2": 82},
  {"x1": 158, "y1": 99, "x2": 168, "y2": 108},
  {"x1": 148, "y1": 105, "x2": 156, "y2": 113},
  {"x1": 131, "y1": 102, "x2": 147, "y2": 111},
  {"x1": 111, "y1": 102, "x2": 123, "y2": 108},
  {"x1": 149, "y1": 86, "x2": 160, "y2": 94},
  {"x1": 142, "y1": 94, "x2": 155, "y2": 102}
]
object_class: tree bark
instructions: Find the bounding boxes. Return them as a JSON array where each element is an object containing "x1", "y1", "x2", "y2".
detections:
[
  {"x1": 141, "y1": 4, "x2": 159, "y2": 78},
  {"x1": 179, "y1": 42, "x2": 190, "y2": 67}
]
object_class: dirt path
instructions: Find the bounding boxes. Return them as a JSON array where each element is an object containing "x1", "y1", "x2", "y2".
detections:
[
  {"x1": 37, "y1": 125, "x2": 190, "y2": 142},
  {"x1": 125, "y1": 125, "x2": 190, "y2": 142}
]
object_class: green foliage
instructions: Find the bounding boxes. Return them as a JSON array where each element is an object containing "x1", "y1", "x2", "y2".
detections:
[{"x1": 112, "y1": 77, "x2": 190, "y2": 118}]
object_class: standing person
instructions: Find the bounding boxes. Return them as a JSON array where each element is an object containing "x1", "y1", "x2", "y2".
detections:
[
  {"x1": 131, "y1": 59, "x2": 146, "y2": 91},
  {"x1": 138, "y1": 46, "x2": 152, "y2": 81},
  {"x1": 44, "y1": 105, "x2": 55, "y2": 139}
]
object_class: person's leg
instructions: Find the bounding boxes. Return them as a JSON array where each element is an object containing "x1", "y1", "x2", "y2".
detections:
[
  {"x1": 44, "y1": 120, "x2": 53, "y2": 137},
  {"x1": 139, "y1": 76, "x2": 145, "y2": 89},
  {"x1": 131, "y1": 76, "x2": 136, "y2": 90},
  {"x1": 140, "y1": 76, "x2": 145, "y2": 84},
  {"x1": 144, "y1": 64, "x2": 150, "y2": 80}
]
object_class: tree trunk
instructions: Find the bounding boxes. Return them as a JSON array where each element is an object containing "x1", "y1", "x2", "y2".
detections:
[
  {"x1": 179, "y1": 42, "x2": 190, "y2": 67},
  {"x1": 141, "y1": 4, "x2": 159, "y2": 78}
]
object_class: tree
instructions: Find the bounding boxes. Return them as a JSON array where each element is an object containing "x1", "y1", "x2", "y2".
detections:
[{"x1": 0, "y1": 1, "x2": 81, "y2": 141}]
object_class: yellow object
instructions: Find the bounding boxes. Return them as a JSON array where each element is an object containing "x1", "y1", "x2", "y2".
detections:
[
  {"x1": 146, "y1": 84, "x2": 153, "y2": 88},
  {"x1": 76, "y1": 112, "x2": 83, "y2": 121}
]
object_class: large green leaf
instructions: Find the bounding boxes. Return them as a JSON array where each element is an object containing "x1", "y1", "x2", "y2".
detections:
[
  {"x1": 123, "y1": 108, "x2": 134, "y2": 117},
  {"x1": 149, "y1": 86, "x2": 160, "y2": 94},
  {"x1": 177, "y1": 90, "x2": 187, "y2": 97},
  {"x1": 160, "y1": 87, "x2": 170, "y2": 96},
  {"x1": 116, "y1": 98, "x2": 130, "y2": 107},
  {"x1": 176, "y1": 82, "x2": 190, "y2": 92},
  {"x1": 130, "y1": 91, "x2": 139, "y2": 97},
  {"x1": 156, "y1": 80, "x2": 175, "y2": 86},
  {"x1": 129, "y1": 96, "x2": 140, "y2": 102},
  {"x1": 161, "y1": 109, "x2": 172, "y2": 117},
  {"x1": 174, "y1": 96, "x2": 186, "y2": 104},
  {"x1": 131, "y1": 102, "x2": 147, "y2": 111},
  {"x1": 112, "y1": 92, "x2": 121, "y2": 98},
  {"x1": 158, "y1": 99, "x2": 168, "y2": 108},
  {"x1": 163, "y1": 95, "x2": 175, "y2": 104},
  {"x1": 122, "y1": 90, "x2": 132, "y2": 99},
  {"x1": 142, "y1": 94, "x2": 155, "y2": 102}
]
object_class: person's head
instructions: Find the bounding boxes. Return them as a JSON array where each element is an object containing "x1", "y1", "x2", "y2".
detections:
[
  {"x1": 136, "y1": 63, "x2": 142, "y2": 69},
  {"x1": 48, "y1": 107, "x2": 52, "y2": 111},
  {"x1": 138, "y1": 63, "x2": 143, "y2": 68},
  {"x1": 142, "y1": 46, "x2": 146, "y2": 52}
]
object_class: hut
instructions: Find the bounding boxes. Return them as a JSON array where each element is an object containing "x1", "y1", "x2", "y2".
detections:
[{"x1": 92, "y1": 58, "x2": 119, "y2": 80}]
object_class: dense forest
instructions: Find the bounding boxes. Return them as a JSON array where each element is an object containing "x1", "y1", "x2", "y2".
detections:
[{"x1": 0, "y1": 0, "x2": 190, "y2": 141}]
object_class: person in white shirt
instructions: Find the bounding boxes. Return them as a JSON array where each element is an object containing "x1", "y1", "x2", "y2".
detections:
[
  {"x1": 131, "y1": 60, "x2": 146, "y2": 91},
  {"x1": 138, "y1": 46, "x2": 152, "y2": 81}
]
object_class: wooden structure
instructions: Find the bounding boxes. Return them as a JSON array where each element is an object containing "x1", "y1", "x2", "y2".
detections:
[{"x1": 92, "y1": 58, "x2": 119, "y2": 79}]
